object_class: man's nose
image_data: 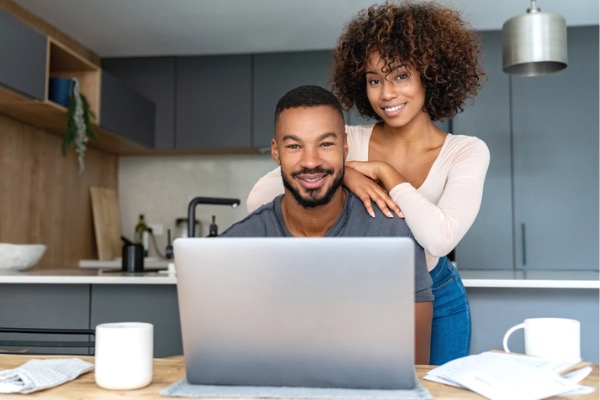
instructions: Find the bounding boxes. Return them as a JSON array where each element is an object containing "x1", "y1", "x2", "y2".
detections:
[{"x1": 300, "y1": 146, "x2": 321, "y2": 168}]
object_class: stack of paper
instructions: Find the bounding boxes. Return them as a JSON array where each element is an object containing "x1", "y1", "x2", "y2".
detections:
[{"x1": 424, "y1": 351, "x2": 594, "y2": 400}]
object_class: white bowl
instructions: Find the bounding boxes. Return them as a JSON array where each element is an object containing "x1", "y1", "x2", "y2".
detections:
[{"x1": 0, "y1": 243, "x2": 47, "y2": 271}]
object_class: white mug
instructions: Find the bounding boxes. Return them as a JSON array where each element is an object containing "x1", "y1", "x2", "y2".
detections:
[
  {"x1": 95, "y1": 322, "x2": 154, "y2": 390},
  {"x1": 503, "y1": 318, "x2": 581, "y2": 363}
]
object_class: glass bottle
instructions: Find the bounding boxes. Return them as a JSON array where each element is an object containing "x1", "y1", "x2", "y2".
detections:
[{"x1": 134, "y1": 214, "x2": 149, "y2": 256}]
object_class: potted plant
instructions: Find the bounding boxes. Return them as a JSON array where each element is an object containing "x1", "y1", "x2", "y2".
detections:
[{"x1": 60, "y1": 78, "x2": 97, "y2": 173}]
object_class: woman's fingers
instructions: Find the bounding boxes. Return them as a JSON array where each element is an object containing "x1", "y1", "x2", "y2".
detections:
[{"x1": 345, "y1": 164, "x2": 403, "y2": 218}]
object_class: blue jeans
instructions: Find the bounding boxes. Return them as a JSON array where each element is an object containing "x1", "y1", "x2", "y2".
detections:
[{"x1": 428, "y1": 256, "x2": 471, "y2": 365}]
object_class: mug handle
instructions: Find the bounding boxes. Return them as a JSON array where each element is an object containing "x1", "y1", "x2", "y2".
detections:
[{"x1": 503, "y1": 322, "x2": 525, "y2": 353}]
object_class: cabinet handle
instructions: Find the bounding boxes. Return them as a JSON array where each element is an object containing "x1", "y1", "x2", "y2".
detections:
[{"x1": 521, "y1": 223, "x2": 527, "y2": 266}]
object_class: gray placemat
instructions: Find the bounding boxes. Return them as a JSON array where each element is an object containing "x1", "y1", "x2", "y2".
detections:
[{"x1": 160, "y1": 375, "x2": 432, "y2": 400}]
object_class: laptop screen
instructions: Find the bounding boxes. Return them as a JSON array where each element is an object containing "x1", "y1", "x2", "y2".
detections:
[{"x1": 174, "y1": 237, "x2": 415, "y2": 390}]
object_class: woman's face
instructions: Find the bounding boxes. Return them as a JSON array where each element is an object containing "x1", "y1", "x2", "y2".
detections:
[{"x1": 365, "y1": 52, "x2": 428, "y2": 128}]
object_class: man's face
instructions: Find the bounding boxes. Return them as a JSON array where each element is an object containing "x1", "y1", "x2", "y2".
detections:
[{"x1": 272, "y1": 106, "x2": 347, "y2": 208}]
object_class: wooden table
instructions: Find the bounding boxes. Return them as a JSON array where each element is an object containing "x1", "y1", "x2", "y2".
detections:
[{"x1": 0, "y1": 354, "x2": 597, "y2": 399}]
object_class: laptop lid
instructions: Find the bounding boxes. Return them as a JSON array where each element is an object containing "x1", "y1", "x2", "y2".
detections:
[{"x1": 174, "y1": 237, "x2": 415, "y2": 390}]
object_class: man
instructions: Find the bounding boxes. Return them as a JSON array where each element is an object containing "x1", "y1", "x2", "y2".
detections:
[{"x1": 221, "y1": 85, "x2": 433, "y2": 363}]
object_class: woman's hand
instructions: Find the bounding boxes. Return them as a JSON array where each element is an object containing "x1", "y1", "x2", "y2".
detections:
[{"x1": 344, "y1": 163, "x2": 404, "y2": 218}]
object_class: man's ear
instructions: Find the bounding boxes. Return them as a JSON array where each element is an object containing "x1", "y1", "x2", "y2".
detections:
[
  {"x1": 271, "y1": 138, "x2": 281, "y2": 165},
  {"x1": 343, "y1": 130, "x2": 349, "y2": 161}
]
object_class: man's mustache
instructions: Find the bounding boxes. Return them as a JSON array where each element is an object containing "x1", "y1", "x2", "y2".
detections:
[{"x1": 290, "y1": 167, "x2": 334, "y2": 177}]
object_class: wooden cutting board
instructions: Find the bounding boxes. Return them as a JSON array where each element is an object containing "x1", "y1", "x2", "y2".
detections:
[{"x1": 90, "y1": 186, "x2": 122, "y2": 260}]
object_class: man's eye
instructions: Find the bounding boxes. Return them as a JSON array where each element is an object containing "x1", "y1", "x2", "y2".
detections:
[
  {"x1": 321, "y1": 142, "x2": 334, "y2": 147},
  {"x1": 286, "y1": 144, "x2": 300, "y2": 149}
]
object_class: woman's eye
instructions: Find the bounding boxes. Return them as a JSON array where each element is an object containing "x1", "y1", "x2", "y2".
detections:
[
  {"x1": 367, "y1": 79, "x2": 380, "y2": 86},
  {"x1": 395, "y1": 73, "x2": 408, "y2": 81}
]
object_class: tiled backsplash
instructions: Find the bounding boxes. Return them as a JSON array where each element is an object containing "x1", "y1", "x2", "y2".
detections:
[{"x1": 118, "y1": 154, "x2": 276, "y2": 256}]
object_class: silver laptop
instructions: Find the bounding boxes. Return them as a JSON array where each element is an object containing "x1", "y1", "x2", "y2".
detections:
[{"x1": 174, "y1": 237, "x2": 415, "y2": 390}]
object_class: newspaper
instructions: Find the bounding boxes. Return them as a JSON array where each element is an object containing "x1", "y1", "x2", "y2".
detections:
[{"x1": 424, "y1": 351, "x2": 595, "y2": 400}]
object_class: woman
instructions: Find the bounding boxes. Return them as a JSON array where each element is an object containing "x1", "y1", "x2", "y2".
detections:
[{"x1": 246, "y1": 1, "x2": 489, "y2": 365}]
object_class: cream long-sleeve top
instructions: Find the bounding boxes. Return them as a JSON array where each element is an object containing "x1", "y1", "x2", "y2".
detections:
[{"x1": 246, "y1": 124, "x2": 491, "y2": 271}]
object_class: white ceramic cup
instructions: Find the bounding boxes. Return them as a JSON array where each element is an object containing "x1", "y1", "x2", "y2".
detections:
[
  {"x1": 502, "y1": 318, "x2": 581, "y2": 362},
  {"x1": 95, "y1": 322, "x2": 154, "y2": 390}
]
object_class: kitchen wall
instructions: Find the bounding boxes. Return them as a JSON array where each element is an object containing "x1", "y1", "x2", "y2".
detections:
[
  {"x1": 0, "y1": 114, "x2": 118, "y2": 268},
  {"x1": 118, "y1": 154, "x2": 276, "y2": 256}
]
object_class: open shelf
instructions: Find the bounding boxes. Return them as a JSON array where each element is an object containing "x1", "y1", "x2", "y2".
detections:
[{"x1": 47, "y1": 38, "x2": 101, "y2": 121}]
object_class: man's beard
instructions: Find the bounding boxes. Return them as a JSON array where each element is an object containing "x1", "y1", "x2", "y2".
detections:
[{"x1": 281, "y1": 166, "x2": 344, "y2": 208}]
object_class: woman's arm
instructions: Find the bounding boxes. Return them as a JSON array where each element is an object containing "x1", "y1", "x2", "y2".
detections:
[
  {"x1": 246, "y1": 166, "x2": 284, "y2": 213},
  {"x1": 415, "y1": 302, "x2": 433, "y2": 365},
  {"x1": 391, "y1": 140, "x2": 490, "y2": 256},
  {"x1": 347, "y1": 138, "x2": 490, "y2": 256},
  {"x1": 343, "y1": 166, "x2": 403, "y2": 218}
]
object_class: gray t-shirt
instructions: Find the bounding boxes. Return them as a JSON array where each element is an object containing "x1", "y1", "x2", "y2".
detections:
[{"x1": 221, "y1": 190, "x2": 434, "y2": 302}]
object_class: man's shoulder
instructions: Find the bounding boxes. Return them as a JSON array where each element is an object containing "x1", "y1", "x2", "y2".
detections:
[
  {"x1": 220, "y1": 199, "x2": 281, "y2": 237},
  {"x1": 343, "y1": 192, "x2": 412, "y2": 235}
]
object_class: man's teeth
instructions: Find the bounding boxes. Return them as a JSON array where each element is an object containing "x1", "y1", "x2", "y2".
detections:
[
  {"x1": 384, "y1": 104, "x2": 405, "y2": 112},
  {"x1": 303, "y1": 177, "x2": 320, "y2": 182}
]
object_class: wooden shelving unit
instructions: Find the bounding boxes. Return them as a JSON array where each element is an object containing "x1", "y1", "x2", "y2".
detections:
[
  {"x1": 0, "y1": 34, "x2": 149, "y2": 154},
  {"x1": 47, "y1": 38, "x2": 100, "y2": 121}
]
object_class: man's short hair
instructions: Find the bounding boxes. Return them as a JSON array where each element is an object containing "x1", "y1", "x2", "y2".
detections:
[{"x1": 274, "y1": 85, "x2": 344, "y2": 127}]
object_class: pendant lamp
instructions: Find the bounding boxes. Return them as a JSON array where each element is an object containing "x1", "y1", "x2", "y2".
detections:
[{"x1": 502, "y1": 0, "x2": 567, "y2": 76}]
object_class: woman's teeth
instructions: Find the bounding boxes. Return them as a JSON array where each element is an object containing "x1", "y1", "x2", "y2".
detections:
[{"x1": 384, "y1": 103, "x2": 405, "y2": 112}]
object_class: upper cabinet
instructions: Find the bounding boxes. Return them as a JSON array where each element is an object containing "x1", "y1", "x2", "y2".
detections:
[
  {"x1": 175, "y1": 55, "x2": 252, "y2": 149},
  {"x1": 454, "y1": 26, "x2": 599, "y2": 271},
  {"x1": 0, "y1": 7, "x2": 156, "y2": 154},
  {"x1": 252, "y1": 51, "x2": 334, "y2": 149},
  {"x1": 100, "y1": 70, "x2": 155, "y2": 148},
  {"x1": 102, "y1": 51, "x2": 337, "y2": 152},
  {"x1": 0, "y1": 8, "x2": 46, "y2": 100},
  {"x1": 102, "y1": 57, "x2": 176, "y2": 149}
]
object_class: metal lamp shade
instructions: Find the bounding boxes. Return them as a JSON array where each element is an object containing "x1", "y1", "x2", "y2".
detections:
[{"x1": 502, "y1": 10, "x2": 567, "y2": 76}]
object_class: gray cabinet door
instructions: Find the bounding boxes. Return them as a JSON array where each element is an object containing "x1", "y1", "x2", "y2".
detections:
[
  {"x1": 90, "y1": 285, "x2": 182, "y2": 358},
  {"x1": 0, "y1": 9, "x2": 46, "y2": 100},
  {"x1": 175, "y1": 55, "x2": 252, "y2": 149},
  {"x1": 253, "y1": 51, "x2": 334, "y2": 149},
  {"x1": 454, "y1": 27, "x2": 599, "y2": 271},
  {"x1": 511, "y1": 26, "x2": 599, "y2": 270},
  {"x1": 102, "y1": 57, "x2": 176, "y2": 149},
  {"x1": 100, "y1": 70, "x2": 156, "y2": 148},
  {"x1": 454, "y1": 31, "x2": 513, "y2": 270},
  {"x1": 0, "y1": 284, "x2": 91, "y2": 355}
]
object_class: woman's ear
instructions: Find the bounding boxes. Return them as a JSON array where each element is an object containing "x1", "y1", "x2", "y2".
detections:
[{"x1": 271, "y1": 138, "x2": 280, "y2": 165}]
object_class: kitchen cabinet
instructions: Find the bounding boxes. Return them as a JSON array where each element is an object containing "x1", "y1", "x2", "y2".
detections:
[
  {"x1": 102, "y1": 57, "x2": 176, "y2": 149},
  {"x1": 252, "y1": 50, "x2": 334, "y2": 149},
  {"x1": 454, "y1": 26, "x2": 599, "y2": 271},
  {"x1": 0, "y1": 8, "x2": 46, "y2": 101},
  {"x1": 90, "y1": 285, "x2": 182, "y2": 358},
  {"x1": 0, "y1": 283, "x2": 182, "y2": 357},
  {"x1": 104, "y1": 52, "x2": 333, "y2": 151},
  {"x1": 100, "y1": 70, "x2": 156, "y2": 148},
  {"x1": 0, "y1": 7, "x2": 155, "y2": 154},
  {"x1": 0, "y1": 284, "x2": 91, "y2": 355},
  {"x1": 175, "y1": 55, "x2": 252, "y2": 149},
  {"x1": 467, "y1": 286, "x2": 599, "y2": 364}
]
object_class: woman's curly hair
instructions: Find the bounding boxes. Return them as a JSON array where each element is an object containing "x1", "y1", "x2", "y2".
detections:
[{"x1": 332, "y1": 1, "x2": 485, "y2": 121}]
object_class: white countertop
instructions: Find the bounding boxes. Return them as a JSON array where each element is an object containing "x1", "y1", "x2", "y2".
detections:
[
  {"x1": 0, "y1": 269, "x2": 177, "y2": 285},
  {"x1": 460, "y1": 270, "x2": 600, "y2": 289},
  {"x1": 0, "y1": 268, "x2": 597, "y2": 288}
]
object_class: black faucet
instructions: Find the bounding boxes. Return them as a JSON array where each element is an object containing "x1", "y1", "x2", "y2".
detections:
[{"x1": 187, "y1": 197, "x2": 241, "y2": 237}]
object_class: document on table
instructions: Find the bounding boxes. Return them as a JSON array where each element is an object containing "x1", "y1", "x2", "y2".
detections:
[{"x1": 424, "y1": 351, "x2": 595, "y2": 400}]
